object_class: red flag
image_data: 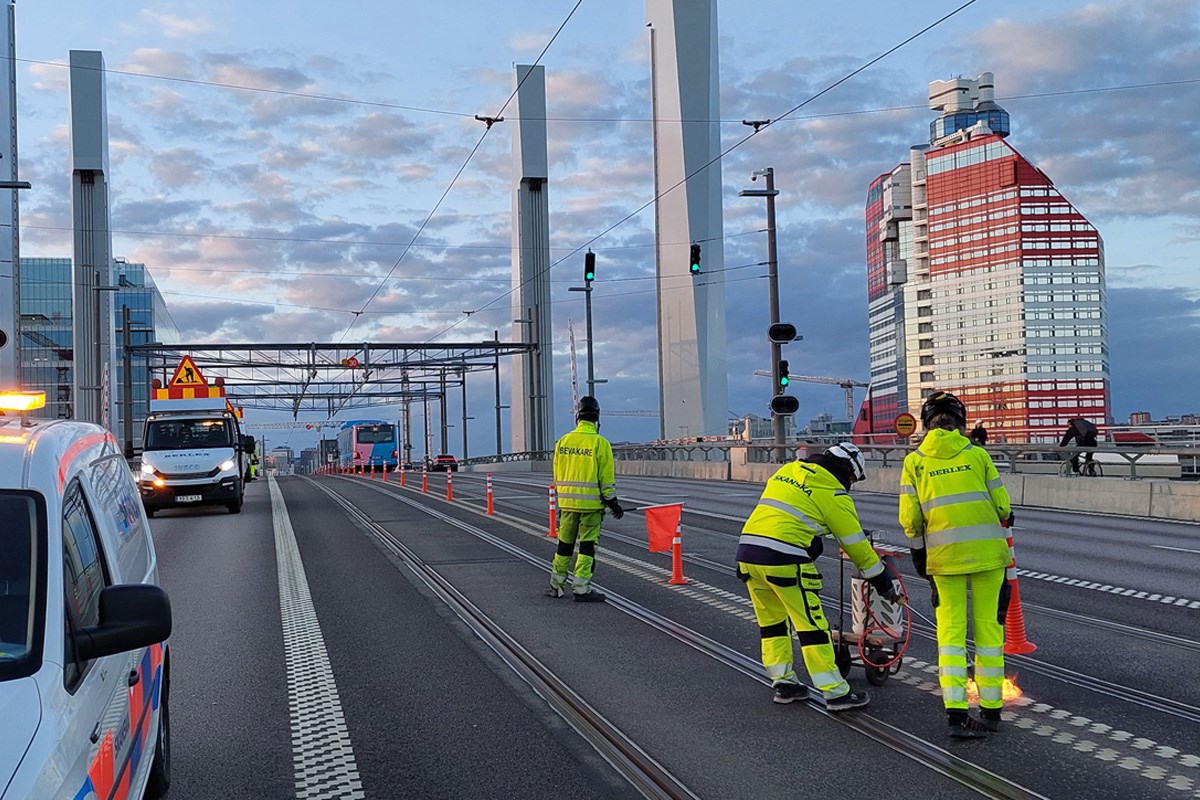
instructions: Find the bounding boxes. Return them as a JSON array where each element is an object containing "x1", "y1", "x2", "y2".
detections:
[{"x1": 644, "y1": 503, "x2": 682, "y2": 553}]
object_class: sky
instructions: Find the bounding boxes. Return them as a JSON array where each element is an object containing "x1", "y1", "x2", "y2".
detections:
[{"x1": 11, "y1": 0, "x2": 1200, "y2": 454}]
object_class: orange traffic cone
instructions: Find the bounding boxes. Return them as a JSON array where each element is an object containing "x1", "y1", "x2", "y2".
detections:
[{"x1": 1003, "y1": 534, "x2": 1037, "y2": 654}]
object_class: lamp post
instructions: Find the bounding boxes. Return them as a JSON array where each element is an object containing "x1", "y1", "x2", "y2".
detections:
[
  {"x1": 739, "y1": 165, "x2": 785, "y2": 460},
  {"x1": 567, "y1": 282, "x2": 595, "y2": 397}
]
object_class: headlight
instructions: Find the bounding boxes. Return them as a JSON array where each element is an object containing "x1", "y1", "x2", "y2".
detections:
[
  {"x1": 219, "y1": 459, "x2": 236, "y2": 472},
  {"x1": 141, "y1": 462, "x2": 156, "y2": 475}
]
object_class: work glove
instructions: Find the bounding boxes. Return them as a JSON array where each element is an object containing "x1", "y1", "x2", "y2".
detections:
[
  {"x1": 1001, "y1": 511, "x2": 1015, "y2": 528},
  {"x1": 605, "y1": 497, "x2": 625, "y2": 520},
  {"x1": 804, "y1": 536, "x2": 825, "y2": 561},
  {"x1": 867, "y1": 571, "x2": 902, "y2": 605},
  {"x1": 910, "y1": 546, "x2": 928, "y2": 579}
]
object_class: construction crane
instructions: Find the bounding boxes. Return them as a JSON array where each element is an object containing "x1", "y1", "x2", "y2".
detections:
[{"x1": 792, "y1": 375, "x2": 869, "y2": 421}]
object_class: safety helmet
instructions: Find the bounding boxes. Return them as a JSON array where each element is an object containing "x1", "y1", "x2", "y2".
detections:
[
  {"x1": 920, "y1": 391, "x2": 967, "y2": 428},
  {"x1": 824, "y1": 442, "x2": 866, "y2": 484},
  {"x1": 576, "y1": 395, "x2": 600, "y2": 422}
]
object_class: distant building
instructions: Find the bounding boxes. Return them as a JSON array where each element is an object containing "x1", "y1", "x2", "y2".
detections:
[
  {"x1": 1128, "y1": 411, "x2": 1152, "y2": 425},
  {"x1": 808, "y1": 411, "x2": 851, "y2": 437},
  {"x1": 18, "y1": 257, "x2": 177, "y2": 448},
  {"x1": 730, "y1": 412, "x2": 796, "y2": 441},
  {"x1": 863, "y1": 72, "x2": 1110, "y2": 443}
]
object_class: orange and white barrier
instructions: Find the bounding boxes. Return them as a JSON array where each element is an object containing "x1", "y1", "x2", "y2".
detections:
[
  {"x1": 548, "y1": 485, "x2": 557, "y2": 538},
  {"x1": 486, "y1": 474, "x2": 495, "y2": 514},
  {"x1": 446, "y1": 471, "x2": 454, "y2": 502},
  {"x1": 422, "y1": 466, "x2": 428, "y2": 493}
]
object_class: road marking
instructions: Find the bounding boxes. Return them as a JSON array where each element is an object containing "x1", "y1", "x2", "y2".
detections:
[
  {"x1": 1152, "y1": 545, "x2": 1200, "y2": 555},
  {"x1": 270, "y1": 477, "x2": 365, "y2": 799}
]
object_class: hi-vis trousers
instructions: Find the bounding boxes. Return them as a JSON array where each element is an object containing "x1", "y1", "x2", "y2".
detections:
[
  {"x1": 738, "y1": 561, "x2": 851, "y2": 700},
  {"x1": 550, "y1": 510, "x2": 603, "y2": 594},
  {"x1": 932, "y1": 567, "x2": 1008, "y2": 712}
]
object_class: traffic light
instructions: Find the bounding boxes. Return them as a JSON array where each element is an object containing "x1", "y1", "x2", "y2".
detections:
[
  {"x1": 767, "y1": 323, "x2": 797, "y2": 343},
  {"x1": 778, "y1": 359, "x2": 790, "y2": 388},
  {"x1": 689, "y1": 243, "x2": 701, "y2": 275},
  {"x1": 584, "y1": 250, "x2": 595, "y2": 284},
  {"x1": 770, "y1": 395, "x2": 800, "y2": 415}
]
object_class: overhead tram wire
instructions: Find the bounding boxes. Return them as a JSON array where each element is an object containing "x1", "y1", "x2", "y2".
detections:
[
  {"x1": 338, "y1": 0, "x2": 586, "y2": 344},
  {"x1": 18, "y1": 56, "x2": 1195, "y2": 125},
  {"x1": 423, "y1": 0, "x2": 983, "y2": 344}
]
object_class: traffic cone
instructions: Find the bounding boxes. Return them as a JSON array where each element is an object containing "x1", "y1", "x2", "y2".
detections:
[{"x1": 1003, "y1": 534, "x2": 1037, "y2": 654}]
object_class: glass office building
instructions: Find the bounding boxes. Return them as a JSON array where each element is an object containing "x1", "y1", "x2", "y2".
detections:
[
  {"x1": 19, "y1": 257, "x2": 178, "y2": 447},
  {"x1": 863, "y1": 73, "x2": 1110, "y2": 443}
]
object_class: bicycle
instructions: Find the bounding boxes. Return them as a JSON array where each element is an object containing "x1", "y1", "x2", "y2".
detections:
[{"x1": 1059, "y1": 455, "x2": 1102, "y2": 477}]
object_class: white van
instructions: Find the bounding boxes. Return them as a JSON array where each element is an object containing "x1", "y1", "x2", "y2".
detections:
[
  {"x1": 0, "y1": 391, "x2": 172, "y2": 800},
  {"x1": 139, "y1": 407, "x2": 247, "y2": 516}
]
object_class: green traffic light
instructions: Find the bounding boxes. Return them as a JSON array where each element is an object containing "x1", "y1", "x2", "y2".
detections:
[{"x1": 779, "y1": 376, "x2": 789, "y2": 387}]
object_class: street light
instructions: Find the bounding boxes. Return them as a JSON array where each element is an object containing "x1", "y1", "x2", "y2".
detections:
[{"x1": 739, "y1": 164, "x2": 786, "y2": 460}]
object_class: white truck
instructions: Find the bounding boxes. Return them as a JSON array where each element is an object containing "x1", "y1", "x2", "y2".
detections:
[{"x1": 138, "y1": 399, "x2": 249, "y2": 517}]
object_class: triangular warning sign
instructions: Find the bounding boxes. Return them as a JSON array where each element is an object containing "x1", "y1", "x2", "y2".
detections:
[{"x1": 169, "y1": 356, "x2": 207, "y2": 387}]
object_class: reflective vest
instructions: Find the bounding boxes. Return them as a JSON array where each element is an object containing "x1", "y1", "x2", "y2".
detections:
[
  {"x1": 552, "y1": 421, "x2": 616, "y2": 511},
  {"x1": 900, "y1": 428, "x2": 1012, "y2": 576},
  {"x1": 740, "y1": 461, "x2": 883, "y2": 578}
]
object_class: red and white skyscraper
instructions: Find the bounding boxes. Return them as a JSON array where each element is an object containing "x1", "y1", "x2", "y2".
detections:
[{"x1": 862, "y1": 72, "x2": 1110, "y2": 443}]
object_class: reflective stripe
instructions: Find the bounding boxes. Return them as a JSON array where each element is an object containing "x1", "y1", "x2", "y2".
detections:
[
  {"x1": 915, "y1": 449, "x2": 928, "y2": 458},
  {"x1": 975, "y1": 666, "x2": 1006, "y2": 679},
  {"x1": 978, "y1": 685, "x2": 1004, "y2": 702},
  {"x1": 758, "y1": 497, "x2": 826, "y2": 532},
  {"x1": 860, "y1": 561, "x2": 884, "y2": 579},
  {"x1": 557, "y1": 480, "x2": 598, "y2": 488},
  {"x1": 920, "y1": 490, "x2": 991, "y2": 512},
  {"x1": 925, "y1": 523, "x2": 1006, "y2": 548},
  {"x1": 834, "y1": 489, "x2": 849, "y2": 498},
  {"x1": 942, "y1": 686, "x2": 968, "y2": 702},
  {"x1": 899, "y1": 484, "x2": 917, "y2": 495},
  {"x1": 975, "y1": 645, "x2": 1004, "y2": 658},
  {"x1": 940, "y1": 645, "x2": 967, "y2": 659},
  {"x1": 940, "y1": 665, "x2": 969, "y2": 679},
  {"x1": 909, "y1": 534, "x2": 925, "y2": 547},
  {"x1": 559, "y1": 489, "x2": 602, "y2": 500},
  {"x1": 810, "y1": 670, "x2": 844, "y2": 688},
  {"x1": 766, "y1": 664, "x2": 793, "y2": 680},
  {"x1": 986, "y1": 477, "x2": 1004, "y2": 490},
  {"x1": 835, "y1": 530, "x2": 867, "y2": 547},
  {"x1": 600, "y1": 483, "x2": 615, "y2": 491},
  {"x1": 737, "y1": 534, "x2": 811, "y2": 558}
]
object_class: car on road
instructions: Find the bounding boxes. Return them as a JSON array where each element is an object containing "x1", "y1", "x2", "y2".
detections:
[
  {"x1": 0, "y1": 390, "x2": 173, "y2": 800},
  {"x1": 430, "y1": 454, "x2": 459, "y2": 472}
]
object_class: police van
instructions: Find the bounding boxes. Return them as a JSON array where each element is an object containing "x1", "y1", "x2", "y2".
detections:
[{"x1": 0, "y1": 391, "x2": 172, "y2": 800}]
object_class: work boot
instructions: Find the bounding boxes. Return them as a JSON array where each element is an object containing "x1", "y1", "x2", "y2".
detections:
[
  {"x1": 772, "y1": 682, "x2": 806, "y2": 705},
  {"x1": 573, "y1": 589, "x2": 606, "y2": 603},
  {"x1": 947, "y1": 711, "x2": 991, "y2": 739},
  {"x1": 980, "y1": 708, "x2": 1002, "y2": 732},
  {"x1": 825, "y1": 690, "x2": 870, "y2": 712},
  {"x1": 543, "y1": 586, "x2": 565, "y2": 599}
]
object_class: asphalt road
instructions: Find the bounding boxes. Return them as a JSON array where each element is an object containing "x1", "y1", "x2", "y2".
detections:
[{"x1": 147, "y1": 471, "x2": 1200, "y2": 799}]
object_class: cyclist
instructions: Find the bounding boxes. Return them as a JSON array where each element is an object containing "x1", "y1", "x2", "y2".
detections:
[{"x1": 1059, "y1": 418, "x2": 1099, "y2": 475}]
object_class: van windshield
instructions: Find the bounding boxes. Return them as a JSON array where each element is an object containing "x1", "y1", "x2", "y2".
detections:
[
  {"x1": 0, "y1": 492, "x2": 41, "y2": 681},
  {"x1": 145, "y1": 419, "x2": 233, "y2": 450}
]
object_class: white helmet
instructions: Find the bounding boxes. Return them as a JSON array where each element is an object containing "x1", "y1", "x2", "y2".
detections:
[{"x1": 824, "y1": 442, "x2": 866, "y2": 484}]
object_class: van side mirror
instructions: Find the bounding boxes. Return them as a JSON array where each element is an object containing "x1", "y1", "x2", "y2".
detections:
[{"x1": 74, "y1": 584, "x2": 172, "y2": 662}]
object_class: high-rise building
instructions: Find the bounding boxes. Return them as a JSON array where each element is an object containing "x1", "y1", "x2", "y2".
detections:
[
  {"x1": 862, "y1": 72, "x2": 1110, "y2": 443},
  {"x1": 18, "y1": 257, "x2": 177, "y2": 447}
]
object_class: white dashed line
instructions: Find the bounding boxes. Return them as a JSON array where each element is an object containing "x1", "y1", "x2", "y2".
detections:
[{"x1": 270, "y1": 478, "x2": 365, "y2": 800}]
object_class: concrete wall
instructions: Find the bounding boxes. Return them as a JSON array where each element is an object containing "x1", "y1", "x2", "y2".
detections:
[{"x1": 467, "y1": 456, "x2": 1200, "y2": 522}]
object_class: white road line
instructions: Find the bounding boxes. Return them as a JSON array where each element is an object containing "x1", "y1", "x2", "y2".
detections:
[
  {"x1": 270, "y1": 477, "x2": 365, "y2": 800},
  {"x1": 1152, "y1": 545, "x2": 1200, "y2": 555}
]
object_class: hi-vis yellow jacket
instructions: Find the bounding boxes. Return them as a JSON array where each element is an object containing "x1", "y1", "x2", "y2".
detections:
[
  {"x1": 553, "y1": 420, "x2": 616, "y2": 512},
  {"x1": 740, "y1": 461, "x2": 884, "y2": 577},
  {"x1": 900, "y1": 428, "x2": 1012, "y2": 576}
]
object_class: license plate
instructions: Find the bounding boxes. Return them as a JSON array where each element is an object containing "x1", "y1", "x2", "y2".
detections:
[{"x1": 176, "y1": 495, "x2": 202, "y2": 503}]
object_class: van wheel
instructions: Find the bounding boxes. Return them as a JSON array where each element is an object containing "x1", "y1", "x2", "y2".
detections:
[
  {"x1": 145, "y1": 663, "x2": 171, "y2": 797},
  {"x1": 145, "y1": 508, "x2": 156, "y2": 518},
  {"x1": 227, "y1": 496, "x2": 243, "y2": 514}
]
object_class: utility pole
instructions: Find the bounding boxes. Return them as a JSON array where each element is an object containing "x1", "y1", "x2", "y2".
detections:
[
  {"x1": 121, "y1": 305, "x2": 132, "y2": 457},
  {"x1": 740, "y1": 162, "x2": 789, "y2": 460},
  {"x1": 568, "y1": 250, "x2": 596, "y2": 396},
  {"x1": 493, "y1": 330, "x2": 503, "y2": 456}
]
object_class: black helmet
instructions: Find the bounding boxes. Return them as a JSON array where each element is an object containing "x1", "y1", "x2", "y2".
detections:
[
  {"x1": 921, "y1": 391, "x2": 967, "y2": 428},
  {"x1": 576, "y1": 395, "x2": 600, "y2": 422}
]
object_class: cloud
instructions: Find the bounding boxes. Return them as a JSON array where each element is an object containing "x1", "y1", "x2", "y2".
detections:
[{"x1": 139, "y1": 11, "x2": 215, "y2": 40}]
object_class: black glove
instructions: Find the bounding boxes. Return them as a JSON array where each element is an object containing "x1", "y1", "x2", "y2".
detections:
[
  {"x1": 910, "y1": 546, "x2": 928, "y2": 579},
  {"x1": 804, "y1": 536, "x2": 825, "y2": 560},
  {"x1": 1002, "y1": 511, "x2": 1015, "y2": 528},
  {"x1": 605, "y1": 497, "x2": 625, "y2": 520},
  {"x1": 867, "y1": 571, "x2": 901, "y2": 605}
]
